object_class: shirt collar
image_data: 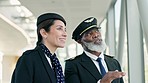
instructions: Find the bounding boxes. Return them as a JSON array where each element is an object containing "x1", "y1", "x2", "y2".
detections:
[{"x1": 84, "y1": 50, "x2": 104, "y2": 61}]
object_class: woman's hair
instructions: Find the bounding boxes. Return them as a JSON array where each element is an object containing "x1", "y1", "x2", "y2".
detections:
[{"x1": 36, "y1": 19, "x2": 55, "y2": 45}]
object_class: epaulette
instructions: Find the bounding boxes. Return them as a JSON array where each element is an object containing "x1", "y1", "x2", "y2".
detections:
[
  {"x1": 65, "y1": 55, "x2": 81, "y2": 61},
  {"x1": 104, "y1": 54, "x2": 114, "y2": 58},
  {"x1": 66, "y1": 56, "x2": 76, "y2": 61}
]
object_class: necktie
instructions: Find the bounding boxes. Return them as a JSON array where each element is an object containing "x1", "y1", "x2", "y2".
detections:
[
  {"x1": 40, "y1": 43, "x2": 65, "y2": 83},
  {"x1": 96, "y1": 58, "x2": 106, "y2": 77}
]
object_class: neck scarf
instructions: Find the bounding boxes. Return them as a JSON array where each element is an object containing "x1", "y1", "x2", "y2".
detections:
[{"x1": 40, "y1": 43, "x2": 65, "y2": 83}]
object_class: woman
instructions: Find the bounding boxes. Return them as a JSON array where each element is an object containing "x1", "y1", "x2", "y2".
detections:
[{"x1": 11, "y1": 13, "x2": 67, "y2": 83}]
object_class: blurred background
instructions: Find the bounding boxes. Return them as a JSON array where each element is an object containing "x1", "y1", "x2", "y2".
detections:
[{"x1": 0, "y1": 0, "x2": 147, "y2": 83}]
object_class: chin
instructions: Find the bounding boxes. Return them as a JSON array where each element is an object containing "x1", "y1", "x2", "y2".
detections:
[
  {"x1": 89, "y1": 45, "x2": 106, "y2": 52},
  {"x1": 83, "y1": 41, "x2": 107, "y2": 52},
  {"x1": 58, "y1": 45, "x2": 65, "y2": 48}
]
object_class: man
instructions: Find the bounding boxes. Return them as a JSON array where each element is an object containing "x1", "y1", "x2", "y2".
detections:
[{"x1": 65, "y1": 17, "x2": 125, "y2": 83}]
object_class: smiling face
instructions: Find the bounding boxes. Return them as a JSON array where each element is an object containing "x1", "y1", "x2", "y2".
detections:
[
  {"x1": 41, "y1": 20, "x2": 67, "y2": 52},
  {"x1": 80, "y1": 28, "x2": 107, "y2": 52}
]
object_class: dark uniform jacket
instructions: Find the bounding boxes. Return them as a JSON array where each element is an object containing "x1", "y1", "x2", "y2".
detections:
[
  {"x1": 65, "y1": 52, "x2": 124, "y2": 83},
  {"x1": 11, "y1": 45, "x2": 57, "y2": 83}
]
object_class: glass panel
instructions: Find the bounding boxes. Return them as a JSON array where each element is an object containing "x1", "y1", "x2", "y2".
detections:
[{"x1": 144, "y1": 40, "x2": 148, "y2": 83}]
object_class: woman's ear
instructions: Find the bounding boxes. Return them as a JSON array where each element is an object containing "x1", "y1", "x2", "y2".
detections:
[{"x1": 40, "y1": 29, "x2": 47, "y2": 39}]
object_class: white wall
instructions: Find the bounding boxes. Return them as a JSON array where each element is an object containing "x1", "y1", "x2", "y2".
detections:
[{"x1": 2, "y1": 55, "x2": 18, "y2": 83}]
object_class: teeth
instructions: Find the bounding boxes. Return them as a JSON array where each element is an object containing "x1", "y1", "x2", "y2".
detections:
[
  {"x1": 94, "y1": 40, "x2": 102, "y2": 45},
  {"x1": 99, "y1": 39, "x2": 102, "y2": 41}
]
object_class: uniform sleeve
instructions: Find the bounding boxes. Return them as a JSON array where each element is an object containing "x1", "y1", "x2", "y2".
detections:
[
  {"x1": 64, "y1": 60, "x2": 80, "y2": 83},
  {"x1": 11, "y1": 52, "x2": 34, "y2": 83}
]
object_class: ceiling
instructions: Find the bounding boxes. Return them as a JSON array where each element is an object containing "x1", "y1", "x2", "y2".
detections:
[
  {"x1": 19, "y1": 0, "x2": 114, "y2": 44},
  {"x1": 0, "y1": 0, "x2": 115, "y2": 55}
]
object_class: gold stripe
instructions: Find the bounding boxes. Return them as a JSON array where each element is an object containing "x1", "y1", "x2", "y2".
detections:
[{"x1": 79, "y1": 25, "x2": 97, "y2": 35}]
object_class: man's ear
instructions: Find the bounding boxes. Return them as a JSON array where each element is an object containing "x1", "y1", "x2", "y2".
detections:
[
  {"x1": 77, "y1": 39, "x2": 82, "y2": 44},
  {"x1": 40, "y1": 29, "x2": 47, "y2": 39}
]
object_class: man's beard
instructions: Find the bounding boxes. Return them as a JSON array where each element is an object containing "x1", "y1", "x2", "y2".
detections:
[{"x1": 82, "y1": 40, "x2": 107, "y2": 52}]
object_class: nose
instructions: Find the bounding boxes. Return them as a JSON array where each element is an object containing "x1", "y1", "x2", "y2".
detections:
[
  {"x1": 63, "y1": 30, "x2": 67, "y2": 37},
  {"x1": 92, "y1": 32, "x2": 101, "y2": 39}
]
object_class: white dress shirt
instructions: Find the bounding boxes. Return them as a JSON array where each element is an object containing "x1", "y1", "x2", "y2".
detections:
[
  {"x1": 84, "y1": 51, "x2": 108, "y2": 83},
  {"x1": 45, "y1": 54, "x2": 52, "y2": 67}
]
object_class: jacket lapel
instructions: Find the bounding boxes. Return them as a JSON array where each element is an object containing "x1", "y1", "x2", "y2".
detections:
[
  {"x1": 104, "y1": 55, "x2": 115, "y2": 71},
  {"x1": 79, "y1": 53, "x2": 102, "y2": 80},
  {"x1": 35, "y1": 46, "x2": 56, "y2": 83}
]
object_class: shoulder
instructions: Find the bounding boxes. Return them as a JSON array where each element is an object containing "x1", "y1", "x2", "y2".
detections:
[
  {"x1": 19, "y1": 47, "x2": 41, "y2": 61},
  {"x1": 22, "y1": 45, "x2": 42, "y2": 57},
  {"x1": 15, "y1": 48, "x2": 39, "y2": 67},
  {"x1": 104, "y1": 54, "x2": 114, "y2": 58},
  {"x1": 65, "y1": 52, "x2": 88, "y2": 65},
  {"x1": 66, "y1": 54, "x2": 82, "y2": 62},
  {"x1": 22, "y1": 49, "x2": 37, "y2": 57},
  {"x1": 104, "y1": 54, "x2": 119, "y2": 62},
  {"x1": 65, "y1": 52, "x2": 87, "y2": 63},
  {"x1": 104, "y1": 54, "x2": 121, "y2": 65}
]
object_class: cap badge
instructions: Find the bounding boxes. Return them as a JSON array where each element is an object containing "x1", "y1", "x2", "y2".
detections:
[{"x1": 84, "y1": 18, "x2": 94, "y2": 23}]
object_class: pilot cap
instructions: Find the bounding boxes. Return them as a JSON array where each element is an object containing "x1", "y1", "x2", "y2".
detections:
[
  {"x1": 72, "y1": 17, "x2": 100, "y2": 41},
  {"x1": 37, "y1": 13, "x2": 66, "y2": 26}
]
